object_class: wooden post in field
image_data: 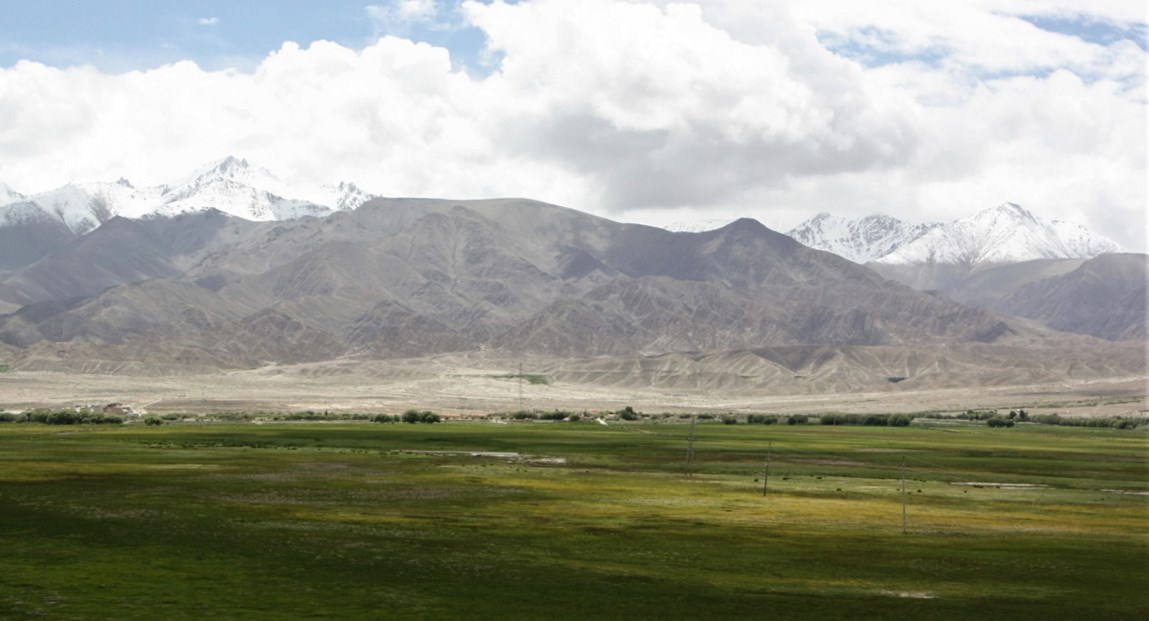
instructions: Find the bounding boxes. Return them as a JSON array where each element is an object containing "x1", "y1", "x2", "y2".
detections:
[
  {"x1": 762, "y1": 441, "x2": 772, "y2": 497},
  {"x1": 685, "y1": 415, "x2": 697, "y2": 476},
  {"x1": 901, "y1": 456, "x2": 907, "y2": 534}
]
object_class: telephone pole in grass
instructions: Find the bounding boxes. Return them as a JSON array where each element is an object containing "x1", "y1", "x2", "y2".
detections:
[
  {"x1": 684, "y1": 415, "x2": 697, "y2": 476},
  {"x1": 901, "y1": 455, "x2": 907, "y2": 534},
  {"x1": 762, "y1": 441, "x2": 772, "y2": 497}
]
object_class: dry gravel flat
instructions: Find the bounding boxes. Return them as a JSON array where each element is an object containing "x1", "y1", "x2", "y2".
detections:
[{"x1": 2, "y1": 353, "x2": 1145, "y2": 418}]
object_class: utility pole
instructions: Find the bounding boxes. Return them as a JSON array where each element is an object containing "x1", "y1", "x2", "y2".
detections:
[
  {"x1": 684, "y1": 415, "x2": 697, "y2": 476},
  {"x1": 517, "y1": 360, "x2": 523, "y2": 414},
  {"x1": 901, "y1": 455, "x2": 907, "y2": 535},
  {"x1": 762, "y1": 441, "x2": 772, "y2": 497}
]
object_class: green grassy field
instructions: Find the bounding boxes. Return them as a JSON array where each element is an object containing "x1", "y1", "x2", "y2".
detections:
[{"x1": 0, "y1": 420, "x2": 1145, "y2": 620}]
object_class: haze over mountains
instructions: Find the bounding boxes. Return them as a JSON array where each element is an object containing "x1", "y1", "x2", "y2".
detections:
[{"x1": 0, "y1": 161, "x2": 1142, "y2": 392}]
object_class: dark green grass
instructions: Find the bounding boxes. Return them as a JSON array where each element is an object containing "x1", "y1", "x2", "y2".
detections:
[{"x1": 0, "y1": 422, "x2": 1145, "y2": 619}]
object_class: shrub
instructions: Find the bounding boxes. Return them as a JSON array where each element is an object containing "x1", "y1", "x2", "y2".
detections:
[
  {"x1": 538, "y1": 411, "x2": 568, "y2": 421},
  {"x1": 47, "y1": 411, "x2": 80, "y2": 425},
  {"x1": 889, "y1": 415, "x2": 914, "y2": 427},
  {"x1": 618, "y1": 406, "x2": 638, "y2": 421},
  {"x1": 402, "y1": 410, "x2": 422, "y2": 424},
  {"x1": 144, "y1": 416, "x2": 164, "y2": 426}
]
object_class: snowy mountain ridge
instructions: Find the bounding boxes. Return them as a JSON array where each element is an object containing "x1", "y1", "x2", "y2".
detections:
[
  {"x1": 873, "y1": 203, "x2": 1124, "y2": 265},
  {"x1": 662, "y1": 218, "x2": 737, "y2": 234},
  {"x1": 0, "y1": 157, "x2": 378, "y2": 235},
  {"x1": 786, "y1": 213, "x2": 938, "y2": 264},
  {"x1": 785, "y1": 203, "x2": 1123, "y2": 265},
  {"x1": 0, "y1": 183, "x2": 23, "y2": 205}
]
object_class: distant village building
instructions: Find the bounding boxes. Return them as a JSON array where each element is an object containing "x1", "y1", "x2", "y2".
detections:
[{"x1": 102, "y1": 403, "x2": 137, "y2": 417}]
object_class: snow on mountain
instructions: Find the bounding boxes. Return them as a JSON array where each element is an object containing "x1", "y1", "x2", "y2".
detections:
[
  {"x1": 0, "y1": 200, "x2": 49, "y2": 228},
  {"x1": 0, "y1": 157, "x2": 379, "y2": 235},
  {"x1": 320, "y1": 181, "x2": 376, "y2": 212},
  {"x1": 0, "y1": 184, "x2": 45, "y2": 229},
  {"x1": 786, "y1": 213, "x2": 938, "y2": 264},
  {"x1": 0, "y1": 183, "x2": 24, "y2": 206},
  {"x1": 15, "y1": 183, "x2": 116, "y2": 234},
  {"x1": 874, "y1": 203, "x2": 1124, "y2": 265},
  {"x1": 662, "y1": 218, "x2": 737, "y2": 233},
  {"x1": 156, "y1": 157, "x2": 332, "y2": 221},
  {"x1": 1047, "y1": 220, "x2": 1127, "y2": 259}
]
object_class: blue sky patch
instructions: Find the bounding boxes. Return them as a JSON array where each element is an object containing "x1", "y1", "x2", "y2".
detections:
[
  {"x1": 0, "y1": 0, "x2": 497, "y2": 74},
  {"x1": 1020, "y1": 13, "x2": 1147, "y2": 51},
  {"x1": 817, "y1": 27, "x2": 949, "y2": 69}
]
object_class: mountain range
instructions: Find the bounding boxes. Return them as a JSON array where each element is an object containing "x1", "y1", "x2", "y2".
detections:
[
  {"x1": 3, "y1": 160, "x2": 1125, "y2": 271},
  {"x1": 0, "y1": 197, "x2": 1040, "y2": 366},
  {"x1": 0, "y1": 157, "x2": 374, "y2": 272},
  {"x1": 716, "y1": 204, "x2": 1141, "y2": 343},
  {"x1": 0, "y1": 162, "x2": 1142, "y2": 389},
  {"x1": 787, "y1": 202, "x2": 1124, "y2": 265},
  {"x1": 785, "y1": 213, "x2": 939, "y2": 264}
]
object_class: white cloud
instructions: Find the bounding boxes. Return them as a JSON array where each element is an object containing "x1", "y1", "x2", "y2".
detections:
[
  {"x1": 0, "y1": 0, "x2": 1144, "y2": 251},
  {"x1": 198, "y1": 17, "x2": 220, "y2": 26}
]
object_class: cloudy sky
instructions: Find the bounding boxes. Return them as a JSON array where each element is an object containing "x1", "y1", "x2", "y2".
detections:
[{"x1": 1, "y1": 0, "x2": 1145, "y2": 250}]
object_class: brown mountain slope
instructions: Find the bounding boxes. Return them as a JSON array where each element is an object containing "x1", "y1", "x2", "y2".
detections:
[
  {"x1": 869, "y1": 254, "x2": 1147, "y2": 341},
  {"x1": 994, "y1": 254, "x2": 1147, "y2": 341},
  {"x1": 0, "y1": 198, "x2": 1041, "y2": 368},
  {"x1": 0, "y1": 211, "x2": 76, "y2": 274}
]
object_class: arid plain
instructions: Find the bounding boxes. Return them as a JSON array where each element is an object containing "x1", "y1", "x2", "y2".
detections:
[{"x1": 3, "y1": 349, "x2": 1144, "y2": 418}]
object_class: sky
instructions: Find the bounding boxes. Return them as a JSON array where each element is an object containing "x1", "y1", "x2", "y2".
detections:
[{"x1": 0, "y1": 0, "x2": 1146, "y2": 251}]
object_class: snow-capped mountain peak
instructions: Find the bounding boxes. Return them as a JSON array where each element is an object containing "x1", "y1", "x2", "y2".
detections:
[
  {"x1": 0, "y1": 157, "x2": 380, "y2": 235},
  {"x1": 662, "y1": 218, "x2": 737, "y2": 233},
  {"x1": 875, "y1": 203, "x2": 1124, "y2": 265},
  {"x1": 178, "y1": 155, "x2": 250, "y2": 184},
  {"x1": 782, "y1": 203, "x2": 1123, "y2": 265},
  {"x1": 157, "y1": 156, "x2": 316, "y2": 220},
  {"x1": 0, "y1": 182, "x2": 25, "y2": 206},
  {"x1": 787, "y1": 212, "x2": 938, "y2": 264},
  {"x1": 320, "y1": 181, "x2": 376, "y2": 212}
]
